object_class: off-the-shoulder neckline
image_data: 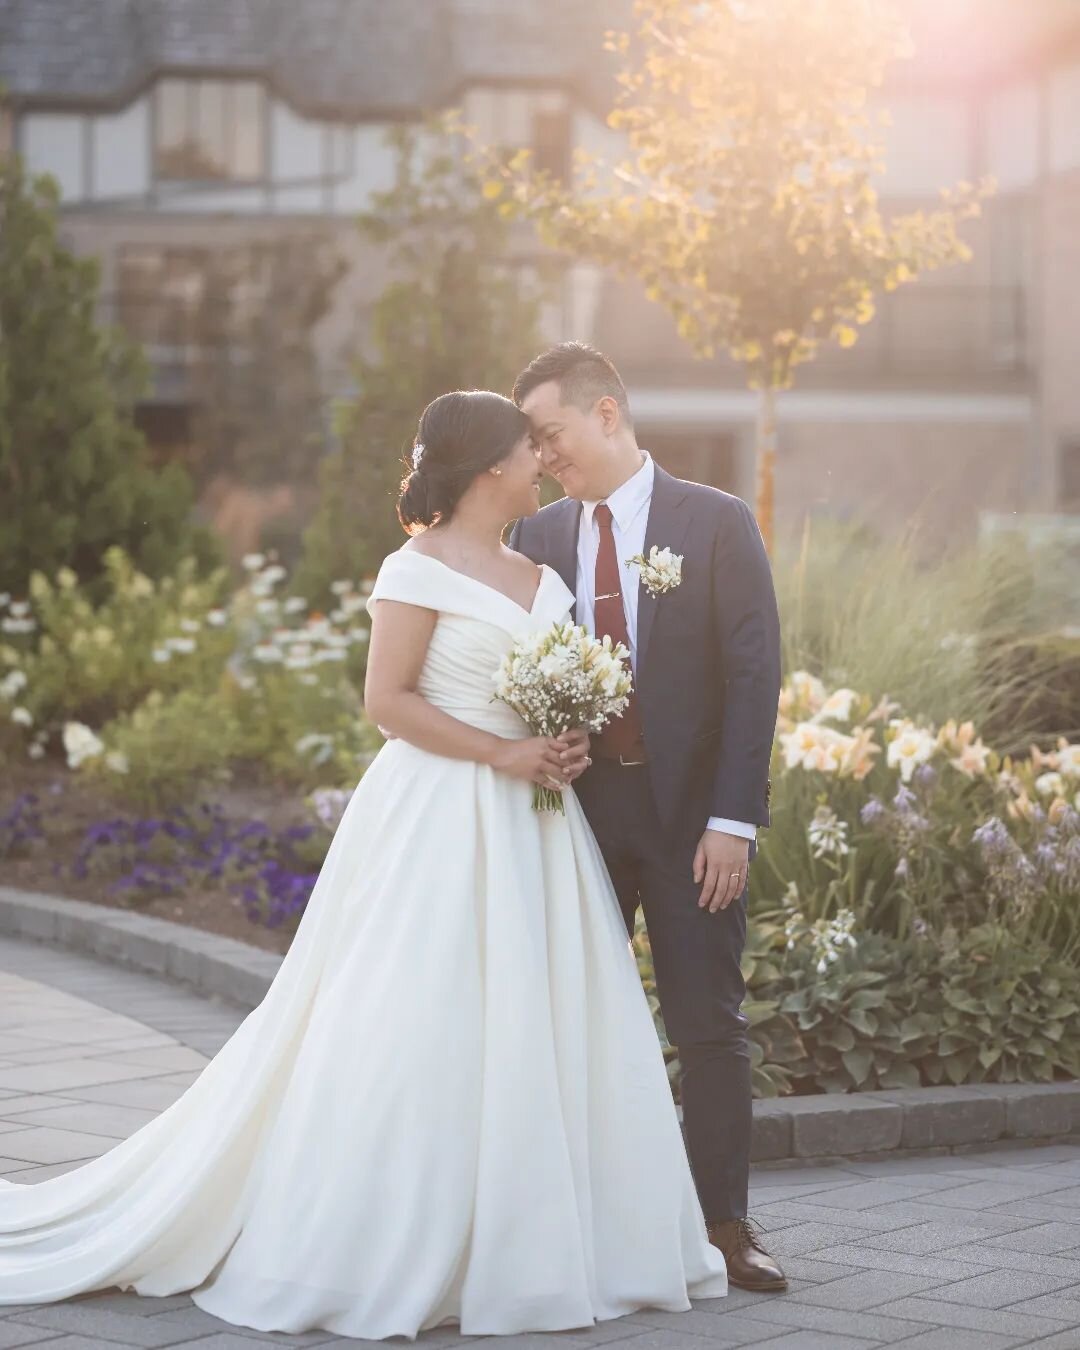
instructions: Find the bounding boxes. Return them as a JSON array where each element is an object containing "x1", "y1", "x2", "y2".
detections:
[{"x1": 396, "y1": 550, "x2": 550, "y2": 617}]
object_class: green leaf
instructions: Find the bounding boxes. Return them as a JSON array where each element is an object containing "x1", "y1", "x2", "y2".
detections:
[
  {"x1": 877, "y1": 1062, "x2": 921, "y2": 1089},
  {"x1": 841, "y1": 1047, "x2": 874, "y2": 1086},
  {"x1": 846, "y1": 1007, "x2": 879, "y2": 1038},
  {"x1": 977, "y1": 1045, "x2": 1002, "y2": 1070}
]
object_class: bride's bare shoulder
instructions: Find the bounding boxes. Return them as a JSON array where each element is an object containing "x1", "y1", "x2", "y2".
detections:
[{"x1": 400, "y1": 536, "x2": 447, "y2": 562}]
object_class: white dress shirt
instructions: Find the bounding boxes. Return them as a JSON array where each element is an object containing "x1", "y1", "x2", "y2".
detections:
[{"x1": 577, "y1": 454, "x2": 756, "y2": 843}]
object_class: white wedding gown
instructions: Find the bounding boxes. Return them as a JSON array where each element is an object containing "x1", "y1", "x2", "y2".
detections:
[{"x1": 0, "y1": 549, "x2": 727, "y2": 1340}]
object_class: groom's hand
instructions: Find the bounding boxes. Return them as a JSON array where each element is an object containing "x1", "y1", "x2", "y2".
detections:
[
  {"x1": 557, "y1": 728, "x2": 591, "y2": 783},
  {"x1": 694, "y1": 830, "x2": 750, "y2": 913}
]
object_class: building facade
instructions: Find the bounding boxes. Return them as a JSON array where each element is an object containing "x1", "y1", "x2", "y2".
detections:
[{"x1": 3, "y1": 0, "x2": 1080, "y2": 542}]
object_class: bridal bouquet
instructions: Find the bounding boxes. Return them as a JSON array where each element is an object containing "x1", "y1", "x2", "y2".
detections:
[{"x1": 493, "y1": 622, "x2": 634, "y2": 813}]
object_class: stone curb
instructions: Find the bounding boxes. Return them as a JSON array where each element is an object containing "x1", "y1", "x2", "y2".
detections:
[
  {"x1": 0, "y1": 885, "x2": 281, "y2": 1011},
  {"x1": 3, "y1": 886, "x2": 1079, "y2": 1164}
]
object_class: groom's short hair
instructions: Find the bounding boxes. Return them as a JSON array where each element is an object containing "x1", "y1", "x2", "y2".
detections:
[{"x1": 513, "y1": 342, "x2": 633, "y2": 428}]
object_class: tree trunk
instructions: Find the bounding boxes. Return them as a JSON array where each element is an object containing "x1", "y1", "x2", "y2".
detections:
[{"x1": 754, "y1": 384, "x2": 778, "y2": 555}]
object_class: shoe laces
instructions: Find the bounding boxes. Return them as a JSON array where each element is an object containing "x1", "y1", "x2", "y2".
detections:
[{"x1": 732, "y1": 1217, "x2": 771, "y2": 1255}]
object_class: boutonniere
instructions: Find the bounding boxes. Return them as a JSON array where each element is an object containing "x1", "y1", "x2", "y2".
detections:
[{"x1": 626, "y1": 546, "x2": 684, "y2": 596}]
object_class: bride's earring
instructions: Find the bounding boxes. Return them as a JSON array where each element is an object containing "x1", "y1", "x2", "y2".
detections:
[{"x1": 492, "y1": 468, "x2": 503, "y2": 476}]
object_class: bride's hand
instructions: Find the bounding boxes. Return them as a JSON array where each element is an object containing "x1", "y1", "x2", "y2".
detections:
[
  {"x1": 557, "y1": 728, "x2": 592, "y2": 784},
  {"x1": 490, "y1": 736, "x2": 569, "y2": 789}
]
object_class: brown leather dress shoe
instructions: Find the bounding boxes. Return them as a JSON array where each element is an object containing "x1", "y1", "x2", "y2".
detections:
[{"x1": 707, "y1": 1218, "x2": 788, "y2": 1292}]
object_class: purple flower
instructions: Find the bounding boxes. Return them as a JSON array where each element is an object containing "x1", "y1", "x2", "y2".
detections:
[
  {"x1": 893, "y1": 785, "x2": 918, "y2": 814},
  {"x1": 913, "y1": 763, "x2": 938, "y2": 790},
  {"x1": 860, "y1": 797, "x2": 886, "y2": 828},
  {"x1": 973, "y1": 816, "x2": 1013, "y2": 864},
  {"x1": 59, "y1": 801, "x2": 328, "y2": 929}
]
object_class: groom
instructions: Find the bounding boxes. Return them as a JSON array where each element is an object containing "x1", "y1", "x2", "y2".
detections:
[{"x1": 509, "y1": 343, "x2": 785, "y2": 1292}]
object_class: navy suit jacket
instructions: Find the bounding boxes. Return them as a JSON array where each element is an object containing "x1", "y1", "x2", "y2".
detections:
[{"x1": 509, "y1": 466, "x2": 781, "y2": 839}]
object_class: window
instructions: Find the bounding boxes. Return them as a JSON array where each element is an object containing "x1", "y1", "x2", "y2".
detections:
[
  {"x1": 533, "y1": 107, "x2": 571, "y2": 181},
  {"x1": 116, "y1": 246, "x2": 209, "y2": 345},
  {"x1": 155, "y1": 78, "x2": 265, "y2": 182}
]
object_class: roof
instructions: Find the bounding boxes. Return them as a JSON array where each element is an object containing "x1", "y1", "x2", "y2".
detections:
[
  {"x1": 0, "y1": 0, "x2": 627, "y2": 117},
  {"x1": 3, "y1": 0, "x2": 1078, "y2": 120}
]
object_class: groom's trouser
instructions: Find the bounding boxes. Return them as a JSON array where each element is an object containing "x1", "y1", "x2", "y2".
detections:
[{"x1": 575, "y1": 759, "x2": 752, "y2": 1224}]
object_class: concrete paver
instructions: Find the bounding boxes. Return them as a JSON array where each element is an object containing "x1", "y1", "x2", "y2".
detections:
[{"x1": 2, "y1": 935, "x2": 1080, "y2": 1348}]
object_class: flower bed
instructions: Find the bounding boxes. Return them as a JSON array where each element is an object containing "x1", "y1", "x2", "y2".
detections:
[
  {"x1": 637, "y1": 671, "x2": 1080, "y2": 1097},
  {"x1": 2, "y1": 554, "x2": 1079, "y2": 1097}
]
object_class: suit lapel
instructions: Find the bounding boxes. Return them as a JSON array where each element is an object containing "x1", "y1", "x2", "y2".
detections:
[
  {"x1": 549, "y1": 497, "x2": 582, "y2": 618},
  {"x1": 636, "y1": 466, "x2": 692, "y2": 674}
]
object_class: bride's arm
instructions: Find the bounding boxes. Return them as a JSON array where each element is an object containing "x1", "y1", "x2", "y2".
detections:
[{"x1": 364, "y1": 599, "x2": 568, "y2": 784}]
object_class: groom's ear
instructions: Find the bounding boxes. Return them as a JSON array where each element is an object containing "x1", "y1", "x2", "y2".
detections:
[{"x1": 596, "y1": 395, "x2": 621, "y2": 434}]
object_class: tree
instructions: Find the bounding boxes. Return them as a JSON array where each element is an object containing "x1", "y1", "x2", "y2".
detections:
[
  {"x1": 296, "y1": 122, "x2": 548, "y2": 599},
  {"x1": 183, "y1": 235, "x2": 345, "y2": 490},
  {"x1": 0, "y1": 155, "x2": 213, "y2": 595},
  {"x1": 484, "y1": 0, "x2": 989, "y2": 552}
]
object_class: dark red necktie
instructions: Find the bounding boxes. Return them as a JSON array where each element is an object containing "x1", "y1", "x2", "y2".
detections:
[{"x1": 592, "y1": 504, "x2": 645, "y2": 759}]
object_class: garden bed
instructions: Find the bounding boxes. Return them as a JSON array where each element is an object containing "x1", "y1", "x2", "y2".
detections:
[{"x1": 0, "y1": 762, "x2": 313, "y2": 955}]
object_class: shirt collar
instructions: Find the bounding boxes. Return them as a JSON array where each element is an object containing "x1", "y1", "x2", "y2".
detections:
[{"x1": 582, "y1": 452, "x2": 654, "y2": 533}]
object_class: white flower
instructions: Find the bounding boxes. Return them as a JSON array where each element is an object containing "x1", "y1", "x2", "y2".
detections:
[
  {"x1": 104, "y1": 750, "x2": 130, "y2": 774},
  {"x1": 283, "y1": 596, "x2": 307, "y2": 615},
  {"x1": 285, "y1": 644, "x2": 315, "y2": 671},
  {"x1": 1056, "y1": 741, "x2": 1080, "y2": 779},
  {"x1": 887, "y1": 721, "x2": 937, "y2": 782},
  {"x1": 260, "y1": 565, "x2": 287, "y2": 587},
  {"x1": 253, "y1": 643, "x2": 285, "y2": 664},
  {"x1": 951, "y1": 740, "x2": 991, "y2": 778},
  {"x1": 347, "y1": 628, "x2": 370, "y2": 645},
  {"x1": 626, "y1": 546, "x2": 684, "y2": 596},
  {"x1": 242, "y1": 553, "x2": 266, "y2": 571},
  {"x1": 10, "y1": 706, "x2": 33, "y2": 726},
  {"x1": 538, "y1": 649, "x2": 573, "y2": 679},
  {"x1": 309, "y1": 785, "x2": 353, "y2": 829},
  {"x1": 295, "y1": 732, "x2": 335, "y2": 765},
  {"x1": 807, "y1": 805, "x2": 850, "y2": 859},
  {"x1": 166, "y1": 636, "x2": 196, "y2": 654},
  {"x1": 1, "y1": 617, "x2": 36, "y2": 635},
  {"x1": 62, "y1": 721, "x2": 105, "y2": 768},
  {"x1": 180, "y1": 618, "x2": 201, "y2": 633},
  {"x1": 1035, "y1": 771, "x2": 1066, "y2": 798},
  {"x1": 0, "y1": 669, "x2": 27, "y2": 699},
  {"x1": 206, "y1": 608, "x2": 229, "y2": 627},
  {"x1": 9, "y1": 601, "x2": 31, "y2": 618},
  {"x1": 0, "y1": 592, "x2": 9, "y2": 608},
  {"x1": 151, "y1": 647, "x2": 172, "y2": 664},
  {"x1": 255, "y1": 598, "x2": 280, "y2": 618},
  {"x1": 129, "y1": 573, "x2": 154, "y2": 599},
  {"x1": 330, "y1": 580, "x2": 353, "y2": 596},
  {"x1": 815, "y1": 688, "x2": 858, "y2": 725},
  {"x1": 28, "y1": 742, "x2": 45, "y2": 759}
]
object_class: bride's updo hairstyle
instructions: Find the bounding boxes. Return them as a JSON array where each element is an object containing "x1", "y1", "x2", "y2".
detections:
[{"x1": 397, "y1": 390, "x2": 530, "y2": 533}]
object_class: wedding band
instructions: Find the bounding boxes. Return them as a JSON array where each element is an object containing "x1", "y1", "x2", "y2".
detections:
[{"x1": 729, "y1": 872, "x2": 741, "y2": 880}]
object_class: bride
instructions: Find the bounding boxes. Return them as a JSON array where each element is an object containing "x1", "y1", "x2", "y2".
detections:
[{"x1": 0, "y1": 390, "x2": 727, "y2": 1340}]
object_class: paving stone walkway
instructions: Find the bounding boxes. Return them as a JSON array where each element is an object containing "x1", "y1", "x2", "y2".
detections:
[{"x1": 2, "y1": 935, "x2": 1080, "y2": 1348}]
